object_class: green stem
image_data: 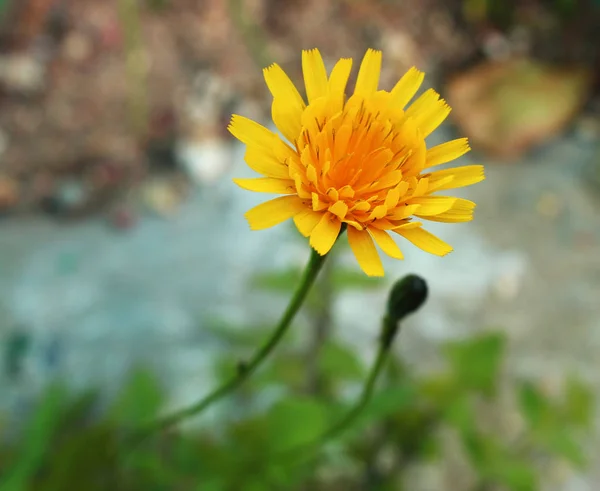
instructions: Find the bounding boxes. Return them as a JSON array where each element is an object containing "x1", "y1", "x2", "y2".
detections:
[
  {"x1": 316, "y1": 336, "x2": 391, "y2": 445},
  {"x1": 279, "y1": 316, "x2": 398, "y2": 465},
  {"x1": 133, "y1": 248, "x2": 328, "y2": 442}
]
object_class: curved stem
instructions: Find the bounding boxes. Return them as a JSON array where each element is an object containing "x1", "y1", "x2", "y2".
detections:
[
  {"x1": 132, "y1": 248, "x2": 327, "y2": 442},
  {"x1": 274, "y1": 316, "x2": 398, "y2": 468},
  {"x1": 316, "y1": 334, "x2": 391, "y2": 445}
]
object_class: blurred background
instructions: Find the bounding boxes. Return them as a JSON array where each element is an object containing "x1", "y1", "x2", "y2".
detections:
[{"x1": 0, "y1": 0, "x2": 599, "y2": 489}]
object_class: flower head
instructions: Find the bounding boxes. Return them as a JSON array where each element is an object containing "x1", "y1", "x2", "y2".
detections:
[{"x1": 229, "y1": 49, "x2": 485, "y2": 276}]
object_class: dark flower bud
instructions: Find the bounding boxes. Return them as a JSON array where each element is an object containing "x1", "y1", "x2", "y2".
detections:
[
  {"x1": 386, "y1": 274, "x2": 428, "y2": 321},
  {"x1": 381, "y1": 274, "x2": 428, "y2": 348}
]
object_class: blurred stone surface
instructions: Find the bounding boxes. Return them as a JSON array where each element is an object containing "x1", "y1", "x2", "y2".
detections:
[
  {"x1": 446, "y1": 59, "x2": 593, "y2": 160},
  {"x1": 0, "y1": 175, "x2": 19, "y2": 212}
]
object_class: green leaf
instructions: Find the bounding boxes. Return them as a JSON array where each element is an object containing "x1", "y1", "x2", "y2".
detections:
[
  {"x1": 418, "y1": 374, "x2": 459, "y2": 407},
  {"x1": 541, "y1": 430, "x2": 586, "y2": 468},
  {"x1": 256, "y1": 354, "x2": 307, "y2": 390},
  {"x1": 40, "y1": 423, "x2": 121, "y2": 490},
  {"x1": 491, "y1": 459, "x2": 537, "y2": 491},
  {"x1": 356, "y1": 384, "x2": 416, "y2": 430},
  {"x1": 267, "y1": 397, "x2": 329, "y2": 452},
  {"x1": 110, "y1": 368, "x2": 163, "y2": 425},
  {"x1": 318, "y1": 340, "x2": 364, "y2": 382},
  {"x1": 460, "y1": 431, "x2": 492, "y2": 469},
  {"x1": 195, "y1": 478, "x2": 228, "y2": 491},
  {"x1": 464, "y1": 435, "x2": 538, "y2": 491},
  {"x1": 518, "y1": 382, "x2": 552, "y2": 429},
  {"x1": 518, "y1": 381, "x2": 587, "y2": 467},
  {"x1": 444, "y1": 394, "x2": 476, "y2": 435},
  {"x1": 1, "y1": 383, "x2": 68, "y2": 490},
  {"x1": 562, "y1": 376, "x2": 594, "y2": 428},
  {"x1": 330, "y1": 267, "x2": 384, "y2": 291},
  {"x1": 443, "y1": 332, "x2": 506, "y2": 396}
]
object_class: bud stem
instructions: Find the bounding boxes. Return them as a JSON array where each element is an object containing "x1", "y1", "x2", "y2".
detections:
[{"x1": 278, "y1": 275, "x2": 427, "y2": 464}]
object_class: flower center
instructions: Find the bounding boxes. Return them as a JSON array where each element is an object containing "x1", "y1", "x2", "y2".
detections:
[{"x1": 292, "y1": 93, "x2": 424, "y2": 228}]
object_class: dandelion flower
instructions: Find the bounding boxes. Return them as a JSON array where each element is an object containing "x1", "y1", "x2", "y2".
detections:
[{"x1": 229, "y1": 49, "x2": 485, "y2": 276}]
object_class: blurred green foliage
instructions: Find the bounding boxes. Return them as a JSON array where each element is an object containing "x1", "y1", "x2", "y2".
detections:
[
  {"x1": 0, "y1": 262, "x2": 594, "y2": 490},
  {"x1": 0, "y1": 331, "x2": 593, "y2": 490}
]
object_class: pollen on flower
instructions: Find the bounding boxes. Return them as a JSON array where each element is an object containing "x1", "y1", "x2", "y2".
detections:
[{"x1": 228, "y1": 48, "x2": 485, "y2": 277}]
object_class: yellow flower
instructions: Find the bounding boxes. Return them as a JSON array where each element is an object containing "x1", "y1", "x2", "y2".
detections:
[{"x1": 229, "y1": 49, "x2": 485, "y2": 276}]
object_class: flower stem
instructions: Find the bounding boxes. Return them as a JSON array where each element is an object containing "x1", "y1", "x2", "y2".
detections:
[
  {"x1": 270, "y1": 316, "x2": 399, "y2": 470},
  {"x1": 133, "y1": 248, "x2": 328, "y2": 442},
  {"x1": 301, "y1": 316, "x2": 396, "y2": 459},
  {"x1": 315, "y1": 323, "x2": 392, "y2": 445}
]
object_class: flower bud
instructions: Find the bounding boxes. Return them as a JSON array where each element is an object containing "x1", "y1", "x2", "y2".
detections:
[{"x1": 381, "y1": 274, "x2": 428, "y2": 348}]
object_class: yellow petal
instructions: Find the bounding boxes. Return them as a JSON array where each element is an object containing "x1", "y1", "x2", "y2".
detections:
[
  {"x1": 354, "y1": 49, "x2": 382, "y2": 96},
  {"x1": 345, "y1": 220, "x2": 364, "y2": 230},
  {"x1": 367, "y1": 204, "x2": 388, "y2": 221},
  {"x1": 427, "y1": 175, "x2": 454, "y2": 193},
  {"x1": 347, "y1": 226, "x2": 384, "y2": 277},
  {"x1": 302, "y1": 49, "x2": 328, "y2": 102},
  {"x1": 264, "y1": 64, "x2": 305, "y2": 141},
  {"x1": 312, "y1": 192, "x2": 328, "y2": 211},
  {"x1": 310, "y1": 212, "x2": 342, "y2": 255},
  {"x1": 405, "y1": 89, "x2": 438, "y2": 119},
  {"x1": 245, "y1": 196, "x2": 306, "y2": 230},
  {"x1": 263, "y1": 63, "x2": 306, "y2": 107},
  {"x1": 423, "y1": 198, "x2": 476, "y2": 223},
  {"x1": 329, "y1": 200, "x2": 348, "y2": 219},
  {"x1": 394, "y1": 221, "x2": 422, "y2": 230},
  {"x1": 391, "y1": 67, "x2": 425, "y2": 108},
  {"x1": 245, "y1": 147, "x2": 289, "y2": 179},
  {"x1": 419, "y1": 100, "x2": 451, "y2": 137},
  {"x1": 411, "y1": 177, "x2": 429, "y2": 197},
  {"x1": 351, "y1": 200, "x2": 371, "y2": 213},
  {"x1": 328, "y1": 58, "x2": 353, "y2": 111},
  {"x1": 293, "y1": 173, "x2": 311, "y2": 198},
  {"x1": 396, "y1": 226, "x2": 453, "y2": 256},
  {"x1": 300, "y1": 96, "x2": 329, "y2": 136},
  {"x1": 339, "y1": 185, "x2": 355, "y2": 199},
  {"x1": 368, "y1": 170, "x2": 403, "y2": 192},
  {"x1": 388, "y1": 204, "x2": 420, "y2": 220},
  {"x1": 405, "y1": 89, "x2": 451, "y2": 137},
  {"x1": 228, "y1": 115, "x2": 277, "y2": 149},
  {"x1": 384, "y1": 187, "x2": 401, "y2": 210},
  {"x1": 233, "y1": 177, "x2": 296, "y2": 194},
  {"x1": 393, "y1": 117, "x2": 425, "y2": 178},
  {"x1": 410, "y1": 196, "x2": 457, "y2": 216},
  {"x1": 272, "y1": 98, "x2": 303, "y2": 144},
  {"x1": 333, "y1": 123, "x2": 353, "y2": 159},
  {"x1": 427, "y1": 165, "x2": 485, "y2": 191},
  {"x1": 369, "y1": 218, "x2": 399, "y2": 230},
  {"x1": 369, "y1": 227, "x2": 403, "y2": 259},
  {"x1": 294, "y1": 209, "x2": 324, "y2": 237},
  {"x1": 426, "y1": 138, "x2": 470, "y2": 167}
]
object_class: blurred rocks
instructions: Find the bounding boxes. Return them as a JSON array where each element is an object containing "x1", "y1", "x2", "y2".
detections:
[
  {"x1": 108, "y1": 205, "x2": 137, "y2": 231},
  {"x1": 0, "y1": 0, "x2": 595, "y2": 214},
  {"x1": 141, "y1": 175, "x2": 189, "y2": 218},
  {"x1": 0, "y1": 52, "x2": 46, "y2": 94},
  {"x1": 0, "y1": 175, "x2": 19, "y2": 213},
  {"x1": 446, "y1": 59, "x2": 593, "y2": 160}
]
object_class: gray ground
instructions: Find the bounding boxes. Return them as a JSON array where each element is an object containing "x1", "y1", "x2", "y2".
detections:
[{"x1": 0, "y1": 125, "x2": 598, "y2": 489}]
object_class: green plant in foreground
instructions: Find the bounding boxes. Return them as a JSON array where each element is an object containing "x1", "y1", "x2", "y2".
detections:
[{"x1": 0, "y1": 260, "x2": 593, "y2": 491}]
